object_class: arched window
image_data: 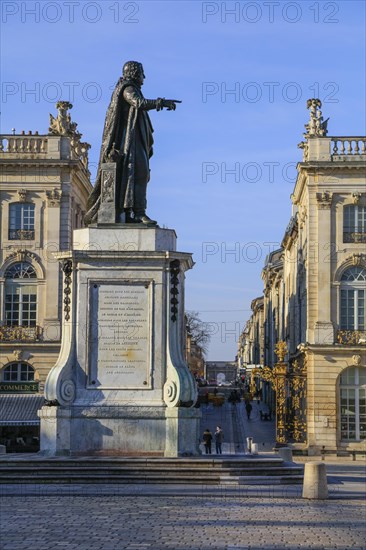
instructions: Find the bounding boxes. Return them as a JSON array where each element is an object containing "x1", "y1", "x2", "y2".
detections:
[
  {"x1": 340, "y1": 367, "x2": 366, "y2": 441},
  {"x1": 5, "y1": 263, "x2": 37, "y2": 279},
  {"x1": 4, "y1": 262, "x2": 37, "y2": 327},
  {"x1": 2, "y1": 362, "x2": 35, "y2": 382},
  {"x1": 340, "y1": 267, "x2": 366, "y2": 331},
  {"x1": 343, "y1": 204, "x2": 366, "y2": 243},
  {"x1": 9, "y1": 203, "x2": 35, "y2": 240}
]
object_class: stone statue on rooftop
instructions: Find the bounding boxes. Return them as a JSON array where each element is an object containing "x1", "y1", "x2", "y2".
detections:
[
  {"x1": 85, "y1": 61, "x2": 181, "y2": 226},
  {"x1": 304, "y1": 98, "x2": 329, "y2": 137}
]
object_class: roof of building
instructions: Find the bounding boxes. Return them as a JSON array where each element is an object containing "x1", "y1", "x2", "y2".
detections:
[{"x1": 0, "y1": 395, "x2": 44, "y2": 426}]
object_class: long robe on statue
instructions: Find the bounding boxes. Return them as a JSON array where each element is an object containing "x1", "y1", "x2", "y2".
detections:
[{"x1": 85, "y1": 78, "x2": 155, "y2": 224}]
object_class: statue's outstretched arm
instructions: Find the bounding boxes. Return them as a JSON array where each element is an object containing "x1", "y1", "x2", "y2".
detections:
[
  {"x1": 123, "y1": 86, "x2": 180, "y2": 111},
  {"x1": 123, "y1": 86, "x2": 160, "y2": 111}
]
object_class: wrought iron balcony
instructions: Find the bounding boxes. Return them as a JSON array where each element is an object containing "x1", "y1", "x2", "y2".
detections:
[
  {"x1": 343, "y1": 232, "x2": 366, "y2": 243},
  {"x1": 337, "y1": 330, "x2": 366, "y2": 345},
  {"x1": 8, "y1": 229, "x2": 35, "y2": 240},
  {"x1": 0, "y1": 325, "x2": 43, "y2": 342}
]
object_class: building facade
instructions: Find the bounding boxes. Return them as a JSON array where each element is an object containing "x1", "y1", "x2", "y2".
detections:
[
  {"x1": 0, "y1": 102, "x2": 92, "y2": 451},
  {"x1": 238, "y1": 99, "x2": 366, "y2": 455}
]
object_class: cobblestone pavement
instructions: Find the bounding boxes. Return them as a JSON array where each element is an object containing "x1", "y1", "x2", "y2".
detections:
[{"x1": 1, "y1": 494, "x2": 365, "y2": 550}]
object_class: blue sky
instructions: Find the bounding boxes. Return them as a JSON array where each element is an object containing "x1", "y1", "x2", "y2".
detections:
[{"x1": 1, "y1": 0, "x2": 365, "y2": 359}]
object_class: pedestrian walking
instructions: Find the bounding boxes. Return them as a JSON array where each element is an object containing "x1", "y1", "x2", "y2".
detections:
[
  {"x1": 245, "y1": 401, "x2": 252, "y2": 420},
  {"x1": 202, "y1": 428, "x2": 213, "y2": 454},
  {"x1": 204, "y1": 390, "x2": 209, "y2": 406},
  {"x1": 214, "y1": 426, "x2": 224, "y2": 454}
]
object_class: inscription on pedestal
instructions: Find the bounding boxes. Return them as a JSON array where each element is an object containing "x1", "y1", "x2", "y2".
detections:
[{"x1": 88, "y1": 281, "x2": 151, "y2": 389}]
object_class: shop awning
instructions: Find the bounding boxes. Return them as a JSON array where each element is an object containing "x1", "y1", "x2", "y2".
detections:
[{"x1": 0, "y1": 395, "x2": 45, "y2": 426}]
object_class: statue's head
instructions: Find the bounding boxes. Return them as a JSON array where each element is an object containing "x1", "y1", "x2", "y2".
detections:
[{"x1": 122, "y1": 61, "x2": 145, "y2": 86}]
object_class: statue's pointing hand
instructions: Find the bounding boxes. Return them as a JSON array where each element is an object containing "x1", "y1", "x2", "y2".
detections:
[
  {"x1": 157, "y1": 98, "x2": 182, "y2": 111},
  {"x1": 163, "y1": 99, "x2": 181, "y2": 111}
]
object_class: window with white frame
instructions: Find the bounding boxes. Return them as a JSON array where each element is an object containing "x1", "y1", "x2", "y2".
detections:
[
  {"x1": 4, "y1": 263, "x2": 37, "y2": 327},
  {"x1": 340, "y1": 267, "x2": 366, "y2": 331},
  {"x1": 340, "y1": 367, "x2": 366, "y2": 441},
  {"x1": 9, "y1": 203, "x2": 35, "y2": 240},
  {"x1": 343, "y1": 204, "x2": 366, "y2": 243},
  {"x1": 2, "y1": 362, "x2": 35, "y2": 382}
]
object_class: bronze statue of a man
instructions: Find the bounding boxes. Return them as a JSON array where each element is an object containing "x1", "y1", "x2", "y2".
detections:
[{"x1": 85, "y1": 61, "x2": 180, "y2": 226}]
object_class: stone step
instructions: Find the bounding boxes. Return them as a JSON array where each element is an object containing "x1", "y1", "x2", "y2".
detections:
[
  {"x1": 220, "y1": 475, "x2": 304, "y2": 485},
  {"x1": 0, "y1": 474, "x2": 304, "y2": 485},
  {"x1": 0, "y1": 460, "x2": 289, "y2": 470},
  {"x1": 0, "y1": 456, "x2": 303, "y2": 485},
  {"x1": 0, "y1": 466, "x2": 302, "y2": 476}
]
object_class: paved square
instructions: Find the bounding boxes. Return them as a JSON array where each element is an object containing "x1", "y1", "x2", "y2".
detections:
[{"x1": 1, "y1": 493, "x2": 365, "y2": 550}]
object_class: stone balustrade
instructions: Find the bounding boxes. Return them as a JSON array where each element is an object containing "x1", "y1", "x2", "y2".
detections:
[
  {"x1": 331, "y1": 137, "x2": 366, "y2": 158},
  {"x1": 0, "y1": 133, "x2": 48, "y2": 155}
]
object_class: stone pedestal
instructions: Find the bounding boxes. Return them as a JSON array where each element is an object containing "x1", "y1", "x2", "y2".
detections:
[
  {"x1": 302, "y1": 462, "x2": 328, "y2": 499},
  {"x1": 278, "y1": 447, "x2": 293, "y2": 462},
  {"x1": 40, "y1": 226, "x2": 201, "y2": 456},
  {"x1": 164, "y1": 408, "x2": 202, "y2": 457}
]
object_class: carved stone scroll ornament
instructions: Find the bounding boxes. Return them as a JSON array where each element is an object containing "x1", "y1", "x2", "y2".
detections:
[
  {"x1": 44, "y1": 258, "x2": 76, "y2": 406},
  {"x1": 60, "y1": 379, "x2": 76, "y2": 402},
  {"x1": 164, "y1": 258, "x2": 197, "y2": 408}
]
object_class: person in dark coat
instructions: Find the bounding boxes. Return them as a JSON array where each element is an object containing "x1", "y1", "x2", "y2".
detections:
[
  {"x1": 245, "y1": 401, "x2": 252, "y2": 420},
  {"x1": 202, "y1": 428, "x2": 213, "y2": 454},
  {"x1": 214, "y1": 426, "x2": 224, "y2": 454}
]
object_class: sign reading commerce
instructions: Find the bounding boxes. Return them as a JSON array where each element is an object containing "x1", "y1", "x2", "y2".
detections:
[{"x1": 0, "y1": 382, "x2": 39, "y2": 393}]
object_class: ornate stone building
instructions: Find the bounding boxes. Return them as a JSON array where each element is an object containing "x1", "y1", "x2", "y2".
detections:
[
  {"x1": 237, "y1": 297, "x2": 265, "y2": 370},
  {"x1": 238, "y1": 99, "x2": 366, "y2": 455},
  {"x1": 0, "y1": 102, "x2": 92, "y2": 451}
]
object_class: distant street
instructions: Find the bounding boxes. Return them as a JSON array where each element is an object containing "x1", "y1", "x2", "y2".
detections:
[{"x1": 199, "y1": 393, "x2": 276, "y2": 455}]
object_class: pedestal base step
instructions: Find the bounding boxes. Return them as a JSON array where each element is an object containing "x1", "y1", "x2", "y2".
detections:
[{"x1": 0, "y1": 456, "x2": 303, "y2": 485}]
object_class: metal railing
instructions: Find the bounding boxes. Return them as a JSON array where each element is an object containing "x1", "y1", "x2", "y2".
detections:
[{"x1": 0, "y1": 325, "x2": 43, "y2": 342}]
